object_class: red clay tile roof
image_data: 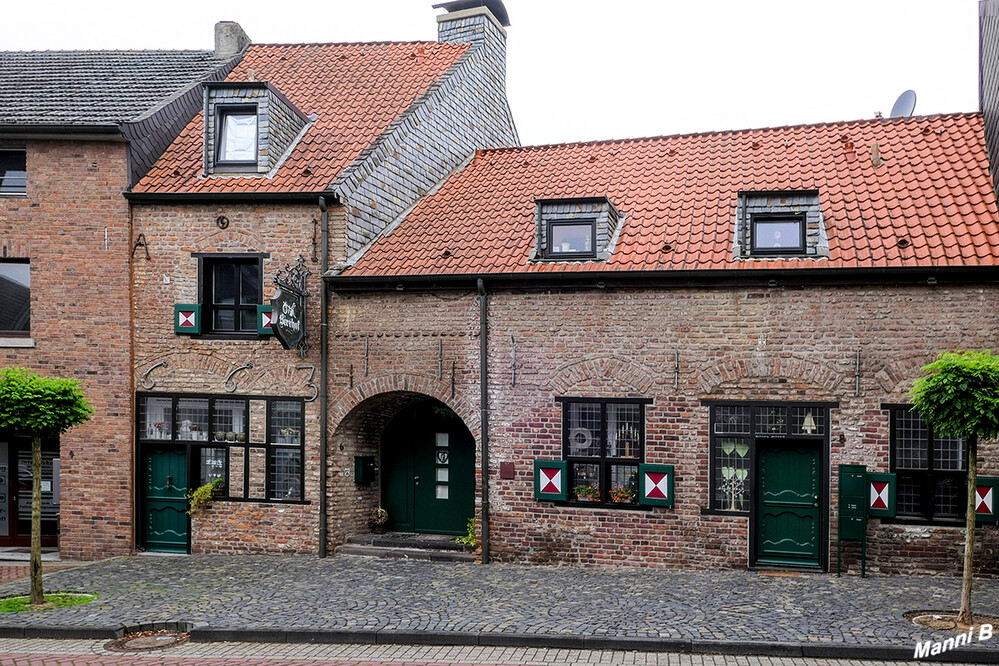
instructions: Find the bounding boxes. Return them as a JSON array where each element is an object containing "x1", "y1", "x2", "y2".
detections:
[
  {"x1": 342, "y1": 113, "x2": 999, "y2": 276},
  {"x1": 132, "y1": 41, "x2": 469, "y2": 194}
]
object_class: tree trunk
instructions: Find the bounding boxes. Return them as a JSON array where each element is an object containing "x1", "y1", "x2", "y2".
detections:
[
  {"x1": 958, "y1": 434, "x2": 978, "y2": 626},
  {"x1": 29, "y1": 434, "x2": 43, "y2": 606}
]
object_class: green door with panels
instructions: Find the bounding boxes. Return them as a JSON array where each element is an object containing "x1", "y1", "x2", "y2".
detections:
[
  {"x1": 382, "y1": 400, "x2": 474, "y2": 535},
  {"x1": 143, "y1": 447, "x2": 189, "y2": 553},
  {"x1": 755, "y1": 441, "x2": 821, "y2": 567}
]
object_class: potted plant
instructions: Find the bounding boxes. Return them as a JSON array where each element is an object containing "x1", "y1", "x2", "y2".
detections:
[
  {"x1": 369, "y1": 506, "x2": 389, "y2": 533},
  {"x1": 609, "y1": 486, "x2": 636, "y2": 503},
  {"x1": 573, "y1": 484, "x2": 600, "y2": 502},
  {"x1": 187, "y1": 478, "x2": 224, "y2": 515}
]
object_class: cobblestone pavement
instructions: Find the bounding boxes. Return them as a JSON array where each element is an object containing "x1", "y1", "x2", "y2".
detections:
[
  {"x1": 0, "y1": 564, "x2": 79, "y2": 586},
  {"x1": 0, "y1": 638, "x2": 985, "y2": 666},
  {"x1": 0, "y1": 555, "x2": 996, "y2": 657}
]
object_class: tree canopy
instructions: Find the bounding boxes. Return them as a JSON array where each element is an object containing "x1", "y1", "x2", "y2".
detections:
[
  {"x1": 0, "y1": 367, "x2": 93, "y2": 436},
  {"x1": 911, "y1": 350, "x2": 999, "y2": 440}
]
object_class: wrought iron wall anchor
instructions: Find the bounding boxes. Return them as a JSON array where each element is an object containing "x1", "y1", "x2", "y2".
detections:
[
  {"x1": 224, "y1": 363, "x2": 254, "y2": 393},
  {"x1": 140, "y1": 361, "x2": 168, "y2": 389},
  {"x1": 296, "y1": 365, "x2": 319, "y2": 402}
]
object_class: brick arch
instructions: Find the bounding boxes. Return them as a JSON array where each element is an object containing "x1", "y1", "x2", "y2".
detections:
[
  {"x1": 331, "y1": 374, "x2": 479, "y2": 436},
  {"x1": 133, "y1": 351, "x2": 316, "y2": 396},
  {"x1": 874, "y1": 353, "x2": 936, "y2": 395},
  {"x1": 190, "y1": 227, "x2": 266, "y2": 253},
  {"x1": 693, "y1": 354, "x2": 846, "y2": 395},
  {"x1": 549, "y1": 356, "x2": 657, "y2": 395},
  {"x1": 135, "y1": 351, "x2": 232, "y2": 385}
]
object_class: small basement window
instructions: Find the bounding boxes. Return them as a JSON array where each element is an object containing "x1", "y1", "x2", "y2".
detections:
[
  {"x1": 217, "y1": 106, "x2": 258, "y2": 165},
  {"x1": 751, "y1": 214, "x2": 805, "y2": 254},
  {"x1": 547, "y1": 220, "x2": 595, "y2": 259}
]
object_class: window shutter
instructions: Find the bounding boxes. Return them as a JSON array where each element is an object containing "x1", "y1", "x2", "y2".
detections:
[
  {"x1": 867, "y1": 472, "x2": 897, "y2": 518},
  {"x1": 976, "y1": 476, "x2": 999, "y2": 524},
  {"x1": 533, "y1": 460, "x2": 567, "y2": 501},
  {"x1": 174, "y1": 304, "x2": 201, "y2": 335},
  {"x1": 638, "y1": 463, "x2": 674, "y2": 507},
  {"x1": 257, "y1": 304, "x2": 274, "y2": 335}
]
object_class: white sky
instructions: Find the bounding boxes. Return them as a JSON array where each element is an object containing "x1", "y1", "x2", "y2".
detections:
[{"x1": 1, "y1": 0, "x2": 981, "y2": 146}]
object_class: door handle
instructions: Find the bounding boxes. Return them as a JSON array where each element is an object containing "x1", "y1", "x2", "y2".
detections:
[
  {"x1": 414, "y1": 475, "x2": 420, "y2": 486},
  {"x1": 813, "y1": 494, "x2": 819, "y2": 507},
  {"x1": 166, "y1": 475, "x2": 173, "y2": 488}
]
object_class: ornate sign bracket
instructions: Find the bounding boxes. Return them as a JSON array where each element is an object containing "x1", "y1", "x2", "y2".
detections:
[{"x1": 272, "y1": 255, "x2": 311, "y2": 359}]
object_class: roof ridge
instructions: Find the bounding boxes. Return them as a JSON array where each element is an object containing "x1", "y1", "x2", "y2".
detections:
[
  {"x1": 477, "y1": 112, "x2": 984, "y2": 156},
  {"x1": 1, "y1": 49, "x2": 218, "y2": 55},
  {"x1": 250, "y1": 39, "x2": 447, "y2": 48}
]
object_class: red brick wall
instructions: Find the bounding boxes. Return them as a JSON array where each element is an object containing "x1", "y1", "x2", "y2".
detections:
[
  {"x1": 0, "y1": 140, "x2": 134, "y2": 559},
  {"x1": 130, "y1": 202, "x2": 341, "y2": 554},
  {"x1": 327, "y1": 282, "x2": 999, "y2": 575}
]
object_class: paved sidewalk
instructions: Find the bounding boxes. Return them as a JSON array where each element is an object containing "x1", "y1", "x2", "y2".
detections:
[{"x1": 0, "y1": 556, "x2": 995, "y2": 662}]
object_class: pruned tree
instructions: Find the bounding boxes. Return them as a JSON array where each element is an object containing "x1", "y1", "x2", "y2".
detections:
[
  {"x1": 0, "y1": 367, "x2": 92, "y2": 605},
  {"x1": 912, "y1": 350, "x2": 999, "y2": 626}
]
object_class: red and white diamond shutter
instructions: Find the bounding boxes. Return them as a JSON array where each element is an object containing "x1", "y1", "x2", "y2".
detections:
[
  {"x1": 975, "y1": 476, "x2": 999, "y2": 524},
  {"x1": 174, "y1": 304, "x2": 201, "y2": 335},
  {"x1": 257, "y1": 305, "x2": 274, "y2": 336},
  {"x1": 866, "y1": 472, "x2": 896, "y2": 518},
  {"x1": 638, "y1": 464, "x2": 674, "y2": 507},
  {"x1": 533, "y1": 460, "x2": 567, "y2": 501}
]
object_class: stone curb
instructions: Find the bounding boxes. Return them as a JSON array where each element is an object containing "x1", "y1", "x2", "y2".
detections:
[{"x1": 3, "y1": 623, "x2": 999, "y2": 663}]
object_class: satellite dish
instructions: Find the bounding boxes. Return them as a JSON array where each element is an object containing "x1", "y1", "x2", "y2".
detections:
[{"x1": 890, "y1": 90, "x2": 917, "y2": 118}]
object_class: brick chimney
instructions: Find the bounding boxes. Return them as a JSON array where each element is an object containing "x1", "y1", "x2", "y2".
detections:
[
  {"x1": 214, "y1": 21, "x2": 251, "y2": 59},
  {"x1": 981, "y1": 0, "x2": 999, "y2": 190}
]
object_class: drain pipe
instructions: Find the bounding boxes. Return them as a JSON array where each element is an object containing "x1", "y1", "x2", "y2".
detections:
[
  {"x1": 477, "y1": 278, "x2": 491, "y2": 564},
  {"x1": 318, "y1": 196, "x2": 330, "y2": 558}
]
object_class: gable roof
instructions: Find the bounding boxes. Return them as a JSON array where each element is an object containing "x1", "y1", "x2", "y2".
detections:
[
  {"x1": 132, "y1": 41, "x2": 470, "y2": 194},
  {"x1": 0, "y1": 50, "x2": 236, "y2": 128},
  {"x1": 341, "y1": 112, "x2": 999, "y2": 278}
]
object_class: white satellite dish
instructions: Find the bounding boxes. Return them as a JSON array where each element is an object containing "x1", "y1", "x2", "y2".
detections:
[{"x1": 890, "y1": 90, "x2": 917, "y2": 118}]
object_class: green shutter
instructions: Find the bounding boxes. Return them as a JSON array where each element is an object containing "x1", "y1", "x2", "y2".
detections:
[
  {"x1": 976, "y1": 476, "x2": 999, "y2": 524},
  {"x1": 257, "y1": 304, "x2": 274, "y2": 335},
  {"x1": 533, "y1": 460, "x2": 567, "y2": 501},
  {"x1": 174, "y1": 304, "x2": 201, "y2": 335},
  {"x1": 866, "y1": 472, "x2": 896, "y2": 518},
  {"x1": 638, "y1": 464, "x2": 675, "y2": 507}
]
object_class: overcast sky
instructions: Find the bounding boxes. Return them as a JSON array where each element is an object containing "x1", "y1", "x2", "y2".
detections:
[{"x1": 1, "y1": 0, "x2": 981, "y2": 146}]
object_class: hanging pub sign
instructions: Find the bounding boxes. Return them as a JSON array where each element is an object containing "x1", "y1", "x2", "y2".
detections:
[{"x1": 271, "y1": 255, "x2": 311, "y2": 358}]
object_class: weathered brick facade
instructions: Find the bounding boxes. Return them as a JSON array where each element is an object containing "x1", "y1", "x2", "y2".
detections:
[
  {"x1": 325, "y1": 279, "x2": 999, "y2": 575},
  {"x1": 0, "y1": 139, "x2": 134, "y2": 559}
]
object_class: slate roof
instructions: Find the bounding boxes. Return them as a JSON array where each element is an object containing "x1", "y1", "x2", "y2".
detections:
[
  {"x1": 0, "y1": 50, "x2": 236, "y2": 127},
  {"x1": 132, "y1": 41, "x2": 470, "y2": 194},
  {"x1": 342, "y1": 113, "x2": 999, "y2": 276}
]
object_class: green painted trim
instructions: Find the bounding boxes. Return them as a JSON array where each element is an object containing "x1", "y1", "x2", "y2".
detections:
[
  {"x1": 976, "y1": 476, "x2": 999, "y2": 524},
  {"x1": 174, "y1": 303, "x2": 201, "y2": 335},
  {"x1": 533, "y1": 459, "x2": 567, "y2": 501},
  {"x1": 638, "y1": 463, "x2": 675, "y2": 507},
  {"x1": 867, "y1": 472, "x2": 897, "y2": 518},
  {"x1": 257, "y1": 304, "x2": 274, "y2": 335}
]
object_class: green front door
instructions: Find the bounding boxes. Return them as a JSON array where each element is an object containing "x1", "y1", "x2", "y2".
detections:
[
  {"x1": 755, "y1": 441, "x2": 821, "y2": 568},
  {"x1": 143, "y1": 447, "x2": 189, "y2": 553},
  {"x1": 382, "y1": 400, "x2": 474, "y2": 535}
]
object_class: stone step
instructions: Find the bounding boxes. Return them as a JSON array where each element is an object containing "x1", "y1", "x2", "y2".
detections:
[
  {"x1": 335, "y1": 543, "x2": 476, "y2": 563},
  {"x1": 346, "y1": 532, "x2": 467, "y2": 552}
]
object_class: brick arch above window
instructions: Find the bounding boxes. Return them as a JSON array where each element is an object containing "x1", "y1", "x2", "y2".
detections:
[
  {"x1": 548, "y1": 356, "x2": 657, "y2": 395},
  {"x1": 191, "y1": 227, "x2": 267, "y2": 254},
  {"x1": 134, "y1": 351, "x2": 251, "y2": 392},
  {"x1": 693, "y1": 354, "x2": 846, "y2": 396},
  {"x1": 874, "y1": 353, "x2": 937, "y2": 395}
]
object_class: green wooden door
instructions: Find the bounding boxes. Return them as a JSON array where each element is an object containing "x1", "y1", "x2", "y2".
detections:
[
  {"x1": 143, "y1": 448, "x2": 189, "y2": 553},
  {"x1": 755, "y1": 441, "x2": 821, "y2": 567},
  {"x1": 382, "y1": 401, "x2": 474, "y2": 536}
]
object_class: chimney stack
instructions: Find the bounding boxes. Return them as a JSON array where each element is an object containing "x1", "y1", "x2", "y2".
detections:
[{"x1": 214, "y1": 21, "x2": 251, "y2": 59}]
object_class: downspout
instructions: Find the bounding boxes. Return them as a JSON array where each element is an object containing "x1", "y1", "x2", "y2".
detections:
[
  {"x1": 318, "y1": 196, "x2": 330, "y2": 558},
  {"x1": 477, "y1": 278, "x2": 491, "y2": 564}
]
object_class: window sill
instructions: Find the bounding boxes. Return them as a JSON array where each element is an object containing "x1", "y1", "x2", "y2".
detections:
[
  {"x1": 0, "y1": 193, "x2": 27, "y2": 198},
  {"x1": 0, "y1": 337, "x2": 34, "y2": 348},
  {"x1": 700, "y1": 507, "x2": 749, "y2": 518}
]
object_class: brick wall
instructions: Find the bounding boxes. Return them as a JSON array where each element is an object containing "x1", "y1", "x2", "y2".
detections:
[
  {"x1": 131, "y1": 201, "x2": 340, "y2": 554},
  {"x1": 326, "y1": 280, "x2": 999, "y2": 575},
  {"x1": 0, "y1": 139, "x2": 134, "y2": 560}
]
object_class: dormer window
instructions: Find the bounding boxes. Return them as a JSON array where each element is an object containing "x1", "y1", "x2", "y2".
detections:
[
  {"x1": 217, "y1": 107, "x2": 258, "y2": 165},
  {"x1": 547, "y1": 220, "x2": 595, "y2": 259},
  {"x1": 734, "y1": 191, "x2": 827, "y2": 260},
  {"x1": 751, "y1": 214, "x2": 805, "y2": 255},
  {"x1": 533, "y1": 197, "x2": 623, "y2": 262}
]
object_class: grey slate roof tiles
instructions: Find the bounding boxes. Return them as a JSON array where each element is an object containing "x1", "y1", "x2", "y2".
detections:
[{"x1": 0, "y1": 50, "x2": 235, "y2": 126}]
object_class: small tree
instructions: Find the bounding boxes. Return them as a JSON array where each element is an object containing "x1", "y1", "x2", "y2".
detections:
[
  {"x1": 912, "y1": 350, "x2": 999, "y2": 626},
  {"x1": 0, "y1": 367, "x2": 92, "y2": 605}
]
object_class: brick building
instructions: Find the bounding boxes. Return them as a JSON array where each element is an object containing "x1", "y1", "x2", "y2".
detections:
[
  {"x1": 125, "y1": 1, "x2": 517, "y2": 554},
  {"x1": 0, "y1": 33, "x2": 242, "y2": 558}
]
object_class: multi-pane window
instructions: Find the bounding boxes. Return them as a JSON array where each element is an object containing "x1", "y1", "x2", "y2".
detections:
[
  {"x1": 0, "y1": 260, "x2": 29, "y2": 335},
  {"x1": 560, "y1": 398, "x2": 648, "y2": 505},
  {"x1": 203, "y1": 258, "x2": 261, "y2": 334},
  {"x1": 0, "y1": 150, "x2": 26, "y2": 195},
  {"x1": 890, "y1": 407, "x2": 966, "y2": 524},
  {"x1": 217, "y1": 107, "x2": 258, "y2": 165},
  {"x1": 708, "y1": 402, "x2": 828, "y2": 512},
  {"x1": 138, "y1": 394, "x2": 304, "y2": 503}
]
